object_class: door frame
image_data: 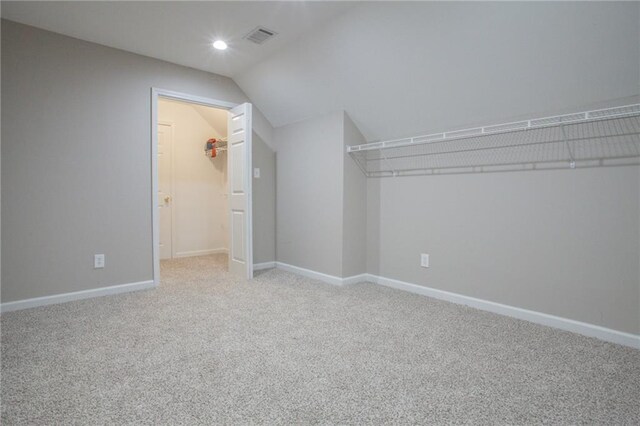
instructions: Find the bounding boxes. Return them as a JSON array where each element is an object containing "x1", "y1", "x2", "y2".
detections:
[{"x1": 151, "y1": 88, "x2": 240, "y2": 286}]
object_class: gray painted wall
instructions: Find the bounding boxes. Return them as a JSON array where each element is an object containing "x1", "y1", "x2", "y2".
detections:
[
  {"x1": 275, "y1": 110, "x2": 368, "y2": 278},
  {"x1": 342, "y1": 113, "x2": 367, "y2": 277},
  {"x1": 366, "y1": 178, "x2": 380, "y2": 277},
  {"x1": 370, "y1": 166, "x2": 640, "y2": 335},
  {"x1": 1, "y1": 20, "x2": 275, "y2": 302},
  {"x1": 252, "y1": 132, "x2": 276, "y2": 265},
  {"x1": 365, "y1": 96, "x2": 640, "y2": 336},
  {"x1": 276, "y1": 111, "x2": 344, "y2": 277}
]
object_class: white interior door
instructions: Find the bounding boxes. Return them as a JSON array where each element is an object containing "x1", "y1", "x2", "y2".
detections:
[
  {"x1": 227, "y1": 103, "x2": 253, "y2": 279},
  {"x1": 158, "y1": 123, "x2": 173, "y2": 259}
]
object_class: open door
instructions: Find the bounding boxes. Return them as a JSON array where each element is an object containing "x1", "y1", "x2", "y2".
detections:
[{"x1": 227, "y1": 103, "x2": 253, "y2": 279}]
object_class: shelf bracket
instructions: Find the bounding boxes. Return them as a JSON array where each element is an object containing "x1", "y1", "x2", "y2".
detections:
[
  {"x1": 379, "y1": 149, "x2": 398, "y2": 177},
  {"x1": 559, "y1": 118, "x2": 576, "y2": 169}
]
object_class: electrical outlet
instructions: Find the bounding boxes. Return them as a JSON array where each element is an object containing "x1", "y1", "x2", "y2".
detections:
[
  {"x1": 94, "y1": 254, "x2": 105, "y2": 269},
  {"x1": 253, "y1": 168, "x2": 261, "y2": 178},
  {"x1": 420, "y1": 253, "x2": 429, "y2": 268}
]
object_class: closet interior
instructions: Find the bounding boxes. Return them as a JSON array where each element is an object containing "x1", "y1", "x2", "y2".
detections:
[{"x1": 158, "y1": 98, "x2": 229, "y2": 261}]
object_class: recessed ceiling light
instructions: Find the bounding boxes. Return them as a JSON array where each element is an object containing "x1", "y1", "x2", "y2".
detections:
[{"x1": 212, "y1": 40, "x2": 228, "y2": 50}]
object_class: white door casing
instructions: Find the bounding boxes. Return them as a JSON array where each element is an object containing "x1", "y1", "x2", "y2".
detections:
[
  {"x1": 158, "y1": 123, "x2": 174, "y2": 259},
  {"x1": 227, "y1": 103, "x2": 253, "y2": 279},
  {"x1": 151, "y1": 88, "x2": 248, "y2": 287}
]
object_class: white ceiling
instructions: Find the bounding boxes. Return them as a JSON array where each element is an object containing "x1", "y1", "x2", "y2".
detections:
[
  {"x1": 1, "y1": 1, "x2": 354, "y2": 77},
  {"x1": 3, "y1": 2, "x2": 639, "y2": 144}
]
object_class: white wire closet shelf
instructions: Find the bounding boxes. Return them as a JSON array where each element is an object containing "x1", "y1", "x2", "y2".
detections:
[{"x1": 347, "y1": 104, "x2": 640, "y2": 177}]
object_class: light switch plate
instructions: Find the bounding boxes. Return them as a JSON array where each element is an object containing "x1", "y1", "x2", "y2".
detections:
[
  {"x1": 253, "y1": 168, "x2": 260, "y2": 178},
  {"x1": 420, "y1": 253, "x2": 429, "y2": 268},
  {"x1": 94, "y1": 254, "x2": 105, "y2": 269}
]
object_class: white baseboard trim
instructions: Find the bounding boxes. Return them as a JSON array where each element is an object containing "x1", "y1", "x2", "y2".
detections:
[
  {"x1": 0, "y1": 280, "x2": 157, "y2": 314},
  {"x1": 174, "y1": 248, "x2": 228, "y2": 258},
  {"x1": 273, "y1": 264, "x2": 639, "y2": 349},
  {"x1": 254, "y1": 261, "x2": 276, "y2": 271},
  {"x1": 342, "y1": 273, "x2": 370, "y2": 286},
  {"x1": 274, "y1": 263, "x2": 369, "y2": 287},
  {"x1": 276, "y1": 262, "x2": 344, "y2": 286},
  {"x1": 369, "y1": 275, "x2": 639, "y2": 349}
]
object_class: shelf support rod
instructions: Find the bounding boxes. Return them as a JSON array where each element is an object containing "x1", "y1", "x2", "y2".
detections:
[
  {"x1": 379, "y1": 149, "x2": 398, "y2": 177},
  {"x1": 350, "y1": 151, "x2": 369, "y2": 177},
  {"x1": 559, "y1": 118, "x2": 576, "y2": 169}
]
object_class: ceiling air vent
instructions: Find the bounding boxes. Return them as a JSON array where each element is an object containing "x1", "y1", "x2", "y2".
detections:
[{"x1": 244, "y1": 27, "x2": 278, "y2": 45}]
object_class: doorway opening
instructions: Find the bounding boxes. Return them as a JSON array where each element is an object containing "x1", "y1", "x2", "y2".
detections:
[
  {"x1": 158, "y1": 97, "x2": 229, "y2": 262},
  {"x1": 151, "y1": 89, "x2": 253, "y2": 285}
]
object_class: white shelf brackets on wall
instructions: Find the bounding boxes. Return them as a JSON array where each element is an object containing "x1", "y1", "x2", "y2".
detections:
[{"x1": 347, "y1": 104, "x2": 640, "y2": 177}]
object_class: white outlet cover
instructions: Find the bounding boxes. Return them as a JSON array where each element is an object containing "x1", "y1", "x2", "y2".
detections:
[
  {"x1": 253, "y1": 168, "x2": 260, "y2": 178},
  {"x1": 420, "y1": 253, "x2": 429, "y2": 268}
]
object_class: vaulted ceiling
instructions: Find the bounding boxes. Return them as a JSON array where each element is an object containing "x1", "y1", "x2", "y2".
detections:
[
  {"x1": 235, "y1": 2, "x2": 640, "y2": 142},
  {"x1": 3, "y1": 1, "x2": 639, "y2": 144},
  {"x1": 1, "y1": 1, "x2": 355, "y2": 77}
]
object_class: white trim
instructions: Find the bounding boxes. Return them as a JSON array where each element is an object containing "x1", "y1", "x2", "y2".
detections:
[
  {"x1": 0, "y1": 280, "x2": 156, "y2": 314},
  {"x1": 151, "y1": 88, "x2": 247, "y2": 286},
  {"x1": 273, "y1": 264, "x2": 639, "y2": 349},
  {"x1": 273, "y1": 263, "x2": 367, "y2": 287},
  {"x1": 276, "y1": 262, "x2": 345, "y2": 286},
  {"x1": 253, "y1": 261, "x2": 276, "y2": 271},
  {"x1": 173, "y1": 248, "x2": 228, "y2": 258},
  {"x1": 342, "y1": 273, "x2": 370, "y2": 286},
  {"x1": 152, "y1": 90, "x2": 160, "y2": 286},
  {"x1": 154, "y1": 89, "x2": 236, "y2": 110},
  {"x1": 370, "y1": 275, "x2": 639, "y2": 349}
]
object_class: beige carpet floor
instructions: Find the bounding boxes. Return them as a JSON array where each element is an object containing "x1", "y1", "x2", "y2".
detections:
[{"x1": 2, "y1": 254, "x2": 639, "y2": 424}]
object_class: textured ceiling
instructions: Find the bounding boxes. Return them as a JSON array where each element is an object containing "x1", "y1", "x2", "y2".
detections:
[{"x1": 3, "y1": 2, "x2": 639, "y2": 144}]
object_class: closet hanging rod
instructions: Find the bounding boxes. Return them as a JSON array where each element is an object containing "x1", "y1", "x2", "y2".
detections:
[
  {"x1": 347, "y1": 103, "x2": 640, "y2": 177},
  {"x1": 347, "y1": 104, "x2": 640, "y2": 153}
]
